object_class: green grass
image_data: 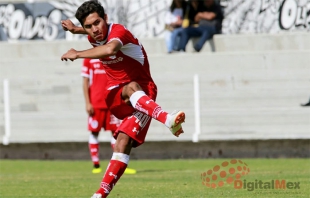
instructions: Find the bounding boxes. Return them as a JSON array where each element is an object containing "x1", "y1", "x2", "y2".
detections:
[{"x1": 0, "y1": 159, "x2": 309, "y2": 198}]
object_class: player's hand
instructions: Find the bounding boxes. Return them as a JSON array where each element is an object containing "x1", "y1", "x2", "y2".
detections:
[
  {"x1": 61, "y1": 48, "x2": 78, "y2": 61},
  {"x1": 86, "y1": 103, "x2": 94, "y2": 116},
  {"x1": 61, "y1": 19, "x2": 76, "y2": 33}
]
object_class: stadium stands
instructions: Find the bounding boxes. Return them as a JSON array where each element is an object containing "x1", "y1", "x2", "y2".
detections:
[{"x1": 0, "y1": 32, "x2": 309, "y2": 143}]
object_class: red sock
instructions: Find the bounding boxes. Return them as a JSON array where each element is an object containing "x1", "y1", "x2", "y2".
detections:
[
  {"x1": 131, "y1": 92, "x2": 168, "y2": 124},
  {"x1": 89, "y1": 143, "x2": 100, "y2": 167},
  {"x1": 96, "y1": 156, "x2": 128, "y2": 196}
]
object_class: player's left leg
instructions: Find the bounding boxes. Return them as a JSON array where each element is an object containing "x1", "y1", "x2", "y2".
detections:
[
  {"x1": 91, "y1": 110, "x2": 151, "y2": 198},
  {"x1": 110, "y1": 132, "x2": 136, "y2": 175},
  {"x1": 91, "y1": 133, "x2": 134, "y2": 198},
  {"x1": 106, "y1": 112, "x2": 136, "y2": 175}
]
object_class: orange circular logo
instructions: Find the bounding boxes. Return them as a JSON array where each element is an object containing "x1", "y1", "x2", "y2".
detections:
[{"x1": 201, "y1": 159, "x2": 250, "y2": 188}]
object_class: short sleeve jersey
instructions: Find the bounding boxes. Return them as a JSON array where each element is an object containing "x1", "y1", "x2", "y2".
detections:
[
  {"x1": 88, "y1": 23, "x2": 154, "y2": 90},
  {"x1": 81, "y1": 58, "x2": 108, "y2": 109}
]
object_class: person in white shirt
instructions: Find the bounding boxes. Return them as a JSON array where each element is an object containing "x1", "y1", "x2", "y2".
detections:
[{"x1": 164, "y1": 0, "x2": 187, "y2": 53}]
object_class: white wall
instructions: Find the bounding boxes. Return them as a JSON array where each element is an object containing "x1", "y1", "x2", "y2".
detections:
[{"x1": 1, "y1": 33, "x2": 309, "y2": 143}]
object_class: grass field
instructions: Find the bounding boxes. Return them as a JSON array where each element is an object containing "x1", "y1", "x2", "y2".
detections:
[{"x1": 0, "y1": 159, "x2": 309, "y2": 198}]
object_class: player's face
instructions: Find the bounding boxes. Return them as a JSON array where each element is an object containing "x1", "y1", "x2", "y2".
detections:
[{"x1": 83, "y1": 12, "x2": 108, "y2": 41}]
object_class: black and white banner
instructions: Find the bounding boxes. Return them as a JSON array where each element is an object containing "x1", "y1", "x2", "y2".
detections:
[
  {"x1": 0, "y1": 0, "x2": 309, "y2": 41},
  {"x1": 0, "y1": 2, "x2": 66, "y2": 40},
  {"x1": 221, "y1": 0, "x2": 310, "y2": 34}
]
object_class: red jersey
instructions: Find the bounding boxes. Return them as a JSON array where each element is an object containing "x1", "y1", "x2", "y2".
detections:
[
  {"x1": 87, "y1": 23, "x2": 154, "y2": 90},
  {"x1": 81, "y1": 58, "x2": 108, "y2": 109}
]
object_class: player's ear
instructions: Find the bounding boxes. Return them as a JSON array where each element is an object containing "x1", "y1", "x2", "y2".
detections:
[{"x1": 104, "y1": 14, "x2": 108, "y2": 23}]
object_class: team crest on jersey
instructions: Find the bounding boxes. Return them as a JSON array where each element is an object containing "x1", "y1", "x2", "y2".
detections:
[
  {"x1": 109, "y1": 55, "x2": 116, "y2": 59},
  {"x1": 89, "y1": 118, "x2": 98, "y2": 129}
]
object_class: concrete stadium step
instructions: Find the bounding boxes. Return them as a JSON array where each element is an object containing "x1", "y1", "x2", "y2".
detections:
[
  {"x1": 8, "y1": 111, "x2": 86, "y2": 143},
  {"x1": 214, "y1": 32, "x2": 310, "y2": 52},
  {"x1": 0, "y1": 38, "x2": 214, "y2": 60},
  {"x1": 0, "y1": 59, "x2": 82, "y2": 78},
  {"x1": 148, "y1": 51, "x2": 310, "y2": 72},
  {"x1": 1, "y1": 48, "x2": 309, "y2": 143},
  {"x1": 1, "y1": 32, "x2": 309, "y2": 59}
]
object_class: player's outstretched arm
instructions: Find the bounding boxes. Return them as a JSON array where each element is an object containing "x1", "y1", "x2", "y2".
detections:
[
  {"x1": 61, "y1": 40, "x2": 122, "y2": 61},
  {"x1": 61, "y1": 19, "x2": 87, "y2": 34}
]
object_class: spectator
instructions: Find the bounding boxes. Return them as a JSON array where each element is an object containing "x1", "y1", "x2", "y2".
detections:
[
  {"x1": 178, "y1": 0, "x2": 223, "y2": 52},
  {"x1": 82, "y1": 58, "x2": 136, "y2": 175},
  {"x1": 164, "y1": 0, "x2": 187, "y2": 53},
  {"x1": 185, "y1": 0, "x2": 200, "y2": 27}
]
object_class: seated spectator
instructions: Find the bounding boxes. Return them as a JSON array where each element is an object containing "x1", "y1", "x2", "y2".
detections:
[
  {"x1": 164, "y1": 0, "x2": 187, "y2": 53},
  {"x1": 178, "y1": 0, "x2": 223, "y2": 52},
  {"x1": 182, "y1": 0, "x2": 200, "y2": 28}
]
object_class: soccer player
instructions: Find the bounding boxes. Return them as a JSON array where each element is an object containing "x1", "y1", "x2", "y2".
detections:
[
  {"x1": 61, "y1": 1, "x2": 185, "y2": 197},
  {"x1": 82, "y1": 58, "x2": 136, "y2": 175}
]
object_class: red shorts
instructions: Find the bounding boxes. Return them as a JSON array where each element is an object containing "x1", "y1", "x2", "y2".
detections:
[
  {"x1": 88, "y1": 108, "x2": 121, "y2": 133},
  {"x1": 106, "y1": 81, "x2": 157, "y2": 147}
]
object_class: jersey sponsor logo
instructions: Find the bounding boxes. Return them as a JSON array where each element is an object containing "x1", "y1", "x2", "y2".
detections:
[{"x1": 101, "y1": 57, "x2": 123, "y2": 65}]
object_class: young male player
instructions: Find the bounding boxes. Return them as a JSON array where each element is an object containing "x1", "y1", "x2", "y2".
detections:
[
  {"x1": 61, "y1": 1, "x2": 185, "y2": 197},
  {"x1": 82, "y1": 58, "x2": 136, "y2": 175}
]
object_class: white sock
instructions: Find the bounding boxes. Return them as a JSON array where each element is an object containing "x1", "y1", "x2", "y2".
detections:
[
  {"x1": 164, "y1": 114, "x2": 172, "y2": 127},
  {"x1": 111, "y1": 152, "x2": 130, "y2": 164},
  {"x1": 89, "y1": 133, "x2": 99, "y2": 144},
  {"x1": 129, "y1": 91, "x2": 146, "y2": 107}
]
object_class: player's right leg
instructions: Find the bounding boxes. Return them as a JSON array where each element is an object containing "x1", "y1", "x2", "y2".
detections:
[
  {"x1": 122, "y1": 82, "x2": 186, "y2": 137},
  {"x1": 89, "y1": 132, "x2": 102, "y2": 174},
  {"x1": 88, "y1": 109, "x2": 105, "y2": 174}
]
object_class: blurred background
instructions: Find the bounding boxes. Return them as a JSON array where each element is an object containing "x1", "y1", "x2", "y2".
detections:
[{"x1": 0, "y1": 0, "x2": 309, "y2": 159}]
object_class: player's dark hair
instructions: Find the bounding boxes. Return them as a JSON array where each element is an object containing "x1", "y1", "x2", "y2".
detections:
[{"x1": 75, "y1": 0, "x2": 106, "y2": 26}]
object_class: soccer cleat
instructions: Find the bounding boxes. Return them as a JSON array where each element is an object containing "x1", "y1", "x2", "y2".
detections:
[
  {"x1": 124, "y1": 168, "x2": 137, "y2": 174},
  {"x1": 90, "y1": 193, "x2": 102, "y2": 198},
  {"x1": 92, "y1": 167, "x2": 102, "y2": 174},
  {"x1": 169, "y1": 110, "x2": 185, "y2": 137}
]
